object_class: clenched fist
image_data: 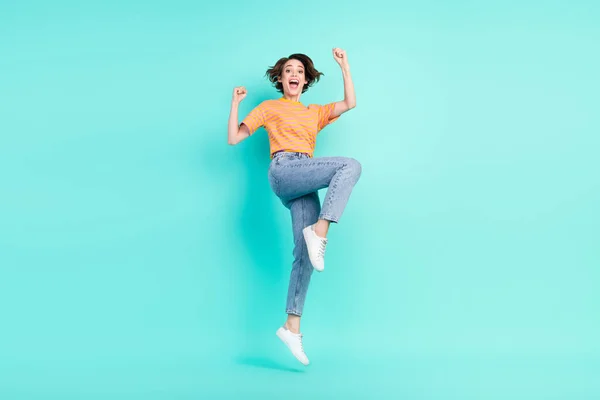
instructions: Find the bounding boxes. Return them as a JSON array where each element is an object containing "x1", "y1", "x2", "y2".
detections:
[
  {"x1": 332, "y1": 48, "x2": 349, "y2": 68},
  {"x1": 232, "y1": 86, "x2": 247, "y2": 103}
]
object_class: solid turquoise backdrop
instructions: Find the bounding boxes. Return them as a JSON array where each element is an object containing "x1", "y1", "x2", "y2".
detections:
[{"x1": 1, "y1": 0, "x2": 599, "y2": 399}]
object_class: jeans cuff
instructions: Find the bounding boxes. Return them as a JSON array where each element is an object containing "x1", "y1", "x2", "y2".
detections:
[
  {"x1": 286, "y1": 309, "x2": 302, "y2": 317},
  {"x1": 319, "y1": 213, "x2": 339, "y2": 223}
]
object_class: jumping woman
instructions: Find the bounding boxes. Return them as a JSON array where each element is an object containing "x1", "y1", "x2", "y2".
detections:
[{"x1": 228, "y1": 48, "x2": 362, "y2": 365}]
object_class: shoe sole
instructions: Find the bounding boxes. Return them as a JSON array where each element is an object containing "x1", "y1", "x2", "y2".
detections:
[
  {"x1": 302, "y1": 226, "x2": 324, "y2": 272},
  {"x1": 276, "y1": 328, "x2": 309, "y2": 366}
]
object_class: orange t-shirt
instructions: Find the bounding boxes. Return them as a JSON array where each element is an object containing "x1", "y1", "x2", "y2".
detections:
[{"x1": 241, "y1": 97, "x2": 339, "y2": 158}]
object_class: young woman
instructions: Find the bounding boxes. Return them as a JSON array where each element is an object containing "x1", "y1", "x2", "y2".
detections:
[{"x1": 228, "y1": 48, "x2": 362, "y2": 365}]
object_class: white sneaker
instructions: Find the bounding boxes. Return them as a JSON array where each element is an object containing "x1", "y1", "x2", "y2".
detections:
[
  {"x1": 302, "y1": 224, "x2": 327, "y2": 272},
  {"x1": 276, "y1": 326, "x2": 310, "y2": 366}
]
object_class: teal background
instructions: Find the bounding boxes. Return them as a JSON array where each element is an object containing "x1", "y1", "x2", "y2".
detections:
[{"x1": 1, "y1": 0, "x2": 599, "y2": 399}]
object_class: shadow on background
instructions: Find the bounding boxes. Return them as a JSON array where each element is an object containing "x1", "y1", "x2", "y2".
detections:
[
  {"x1": 235, "y1": 90, "x2": 290, "y2": 339},
  {"x1": 192, "y1": 88, "x2": 292, "y2": 358},
  {"x1": 235, "y1": 355, "x2": 305, "y2": 373}
]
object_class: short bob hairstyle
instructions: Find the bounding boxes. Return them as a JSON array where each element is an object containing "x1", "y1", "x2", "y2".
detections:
[{"x1": 265, "y1": 53, "x2": 324, "y2": 94}]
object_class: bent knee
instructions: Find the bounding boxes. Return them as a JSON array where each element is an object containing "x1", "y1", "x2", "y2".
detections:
[{"x1": 345, "y1": 158, "x2": 362, "y2": 179}]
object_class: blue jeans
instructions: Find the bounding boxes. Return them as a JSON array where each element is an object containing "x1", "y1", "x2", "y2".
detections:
[{"x1": 268, "y1": 151, "x2": 362, "y2": 316}]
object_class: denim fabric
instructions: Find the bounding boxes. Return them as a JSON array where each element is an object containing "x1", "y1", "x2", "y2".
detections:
[{"x1": 268, "y1": 151, "x2": 362, "y2": 316}]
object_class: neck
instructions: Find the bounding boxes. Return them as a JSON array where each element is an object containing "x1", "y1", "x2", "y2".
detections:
[{"x1": 282, "y1": 93, "x2": 301, "y2": 102}]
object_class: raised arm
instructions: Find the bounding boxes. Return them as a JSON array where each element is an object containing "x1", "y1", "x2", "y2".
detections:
[
  {"x1": 228, "y1": 86, "x2": 251, "y2": 145},
  {"x1": 331, "y1": 48, "x2": 356, "y2": 118}
]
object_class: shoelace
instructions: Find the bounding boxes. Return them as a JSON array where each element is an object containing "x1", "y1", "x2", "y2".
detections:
[
  {"x1": 298, "y1": 333, "x2": 304, "y2": 352},
  {"x1": 317, "y1": 240, "x2": 327, "y2": 259}
]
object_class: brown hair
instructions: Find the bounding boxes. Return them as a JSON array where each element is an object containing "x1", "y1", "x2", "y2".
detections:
[{"x1": 265, "y1": 53, "x2": 324, "y2": 94}]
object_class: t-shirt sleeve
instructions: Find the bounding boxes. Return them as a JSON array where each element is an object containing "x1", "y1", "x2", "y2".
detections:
[
  {"x1": 315, "y1": 102, "x2": 340, "y2": 132},
  {"x1": 240, "y1": 103, "x2": 265, "y2": 135}
]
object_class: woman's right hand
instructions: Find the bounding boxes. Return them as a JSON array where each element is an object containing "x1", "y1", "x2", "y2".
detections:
[{"x1": 232, "y1": 86, "x2": 247, "y2": 103}]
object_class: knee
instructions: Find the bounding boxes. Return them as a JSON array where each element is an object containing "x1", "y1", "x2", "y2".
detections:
[{"x1": 345, "y1": 158, "x2": 362, "y2": 179}]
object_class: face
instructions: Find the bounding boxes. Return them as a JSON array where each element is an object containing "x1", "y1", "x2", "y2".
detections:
[{"x1": 278, "y1": 59, "x2": 306, "y2": 96}]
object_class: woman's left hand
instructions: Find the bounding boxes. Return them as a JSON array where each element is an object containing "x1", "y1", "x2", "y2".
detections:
[{"x1": 332, "y1": 48, "x2": 349, "y2": 68}]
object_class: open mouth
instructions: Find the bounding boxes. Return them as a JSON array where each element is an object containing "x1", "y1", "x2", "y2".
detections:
[{"x1": 289, "y1": 79, "x2": 299, "y2": 89}]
